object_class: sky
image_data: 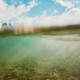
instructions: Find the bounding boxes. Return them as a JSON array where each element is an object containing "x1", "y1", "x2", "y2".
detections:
[{"x1": 0, "y1": 0, "x2": 80, "y2": 27}]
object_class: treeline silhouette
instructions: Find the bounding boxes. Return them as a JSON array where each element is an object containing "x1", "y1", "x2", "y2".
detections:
[
  {"x1": 0, "y1": 23, "x2": 80, "y2": 36},
  {"x1": 33, "y1": 24, "x2": 80, "y2": 32}
]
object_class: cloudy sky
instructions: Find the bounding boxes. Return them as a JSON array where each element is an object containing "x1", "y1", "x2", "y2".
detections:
[{"x1": 0, "y1": 0, "x2": 80, "y2": 27}]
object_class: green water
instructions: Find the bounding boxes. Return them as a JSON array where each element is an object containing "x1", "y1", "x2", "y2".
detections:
[
  {"x1": 0, "y1": 36, "x2": 80, "y2": 63},
  {"x1": 0, "y1": 36, "x2": 80, "y2": 79}
]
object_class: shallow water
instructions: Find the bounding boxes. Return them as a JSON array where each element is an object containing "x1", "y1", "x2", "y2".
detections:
[
  {"x1": 0, "y1": 36, "x2": 80, "y2": 63},
  {"x1": 0, "y1": 36, "x2": 80, "y2": 79}
]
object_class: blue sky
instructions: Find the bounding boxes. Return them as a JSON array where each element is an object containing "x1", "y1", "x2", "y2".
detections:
[
  {"x1": 0, "y1": 0, "x2": 80, "y2": 27},
  {"x1": 4, "y1": 0, "x2": 66, "y2": 16}
]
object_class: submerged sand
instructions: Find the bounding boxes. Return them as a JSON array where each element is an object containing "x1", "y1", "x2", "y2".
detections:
[{"x1": 39, "y1": 34, "x2": 80, "y2": 41}]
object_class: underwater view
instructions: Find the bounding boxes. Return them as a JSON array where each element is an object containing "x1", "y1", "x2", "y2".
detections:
[
  {"x1": 0, "y1": 0, "x2": 80, "y2": 80},
  {"x1": 0, "y1": 29, "x2": 80, "y2": 80}
]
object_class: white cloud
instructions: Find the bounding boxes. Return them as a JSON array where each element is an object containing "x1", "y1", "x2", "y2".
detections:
[
  {"x1": 0, "y1": 0, "x2": 80, "y2": 28},
  {"x1": 54, "y1": 0, "x2": 75, "y2": 9},
  {"x1": 60, "y1": 8, "x2": 80, "y2": 24},
  {"x1": 0, "y1": 0, "x2": 7, "y2": 11},
  {"x1": 15, "y1": 0, "x2": 80, "y2": 27},
  {"x1": 15, "y1": 8, "x2": 80, "y2": 28},
  {"x1": 52, "y1": 9, "x2": 60, "y2": 15},
  {"x1": 43, "y1": 8, "x2": 80, "y2": 26},
  {"x1": 17, "y1": 17, "x2": 34, "y2": 27},
  {"x1": 0, "y1": 0, "x2": 39, "y2": 21},
  {"x1": 41, "y1": 11, "x2": 47, "y2": 17}
]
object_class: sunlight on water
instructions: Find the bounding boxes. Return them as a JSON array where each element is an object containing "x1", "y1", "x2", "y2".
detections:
[
  {"x1": 0, "y1": 36, "x2": 80, "y2": 63},
  {"x1": 0, "y1": 36, "x2": 80, "y2": 80}
]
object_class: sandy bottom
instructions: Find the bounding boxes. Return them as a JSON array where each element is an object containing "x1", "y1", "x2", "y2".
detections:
[{"x1": 39, "y1": 34, "x2": 80, "y2": 41}]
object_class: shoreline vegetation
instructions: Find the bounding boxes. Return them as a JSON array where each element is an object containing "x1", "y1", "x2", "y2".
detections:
[{"x1": 0, "y1": 23, "x2": 80, "y2": 37}]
